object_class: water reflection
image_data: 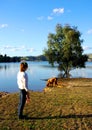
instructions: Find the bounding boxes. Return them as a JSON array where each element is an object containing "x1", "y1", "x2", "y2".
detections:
[{"x1": 0, "y1": 64, "x2": 8, "y2": 71}]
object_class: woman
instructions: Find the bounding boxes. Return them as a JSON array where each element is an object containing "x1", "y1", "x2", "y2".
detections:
[{"x1": 17, "y1": 61, "x2": 30, "y2": 119}]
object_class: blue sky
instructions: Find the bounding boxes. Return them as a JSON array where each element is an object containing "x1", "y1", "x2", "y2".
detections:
[{"x1": 0, "y1": 0, "x2": 92, "y2": 57}]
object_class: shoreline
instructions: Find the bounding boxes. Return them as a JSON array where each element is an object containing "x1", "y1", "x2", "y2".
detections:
[
  {"x1": 0, "y1": 77, "x2": 92, "y2": 95},
  {"x1": 0, "y1": 91, "x2": 9, "y2": 98}
]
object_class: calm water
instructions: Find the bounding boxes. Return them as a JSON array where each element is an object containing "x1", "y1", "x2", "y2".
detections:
[{"x1": 0, "y1": 61, "x2": 92, "y2": 93}]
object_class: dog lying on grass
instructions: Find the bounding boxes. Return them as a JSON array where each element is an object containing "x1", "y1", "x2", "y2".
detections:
[{"x1": 46, "y1": 77, "x2": 58, "y2": 87}]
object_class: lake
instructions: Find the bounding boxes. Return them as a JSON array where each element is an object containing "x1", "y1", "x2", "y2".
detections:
[{"x1": 0, "y1": 61, "x2": 92, "y2": 93}]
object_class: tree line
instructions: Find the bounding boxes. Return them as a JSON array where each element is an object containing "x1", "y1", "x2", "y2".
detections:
[
  {"x1": 0, "y1": 54, "x2": 20, "y2": 62},
  {"x1": 0, "y1": 54, "x2": 47, "y2": 62}
]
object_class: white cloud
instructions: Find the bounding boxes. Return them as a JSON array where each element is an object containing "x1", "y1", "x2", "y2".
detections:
[
  {"x1": 47, "y1": 16, "x2": 53, "y2": 20},
  {"x1": 26, "y1": 48, "x2": 35, "y2": 53},
  {"x1": 37, "y1": 7, "x2": 64, "y2": 21},
  {"x1": 83, "y1": 46, "x2": 92, "y2": 51},
  {"x1": 0, "y1": 24, "x2": 8, "y2": 29},
  {"x1": 87, "y1": 29, "x2": 92, "y2": 34},
  {"x1": 3, "y1": 45, "x2": 22, "y2": 52},
  {"x1": 53, "y1": 8, "x2": 64, "y2": 14},
  {"x1": 0, "y1": 45, "x2": 35, "y2": 54}
]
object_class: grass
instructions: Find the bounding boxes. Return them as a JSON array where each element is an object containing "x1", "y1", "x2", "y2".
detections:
[{"x1": 0, "y1": 78, "x2": 92, "y2": 130}]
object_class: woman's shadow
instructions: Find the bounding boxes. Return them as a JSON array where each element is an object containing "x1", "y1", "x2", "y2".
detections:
[{"x1": 25, "y1": 114, "x2": 92, "y2": 120}]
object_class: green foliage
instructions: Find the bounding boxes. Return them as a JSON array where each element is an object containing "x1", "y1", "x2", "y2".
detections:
[
  {"x1": 43, "y1": 24, "x2": 88, "y2": 77},
  {"x1": 0, "y1": 54, "x2": 20, "y2": 62},
  {"x1": 0, "y1": 54, "x2": 47, "y2": 63}
]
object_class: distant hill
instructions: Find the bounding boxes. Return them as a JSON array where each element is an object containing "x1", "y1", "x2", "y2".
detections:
[
  {"x1": 21, "y1": 54, "x2": 92, "y2": 62},
  {"x1": 21, "y1": 55, "x2": 47, "y2": 61},
  {"x1": 87, "y1": 54, "x2": 92, "y2": 61}
]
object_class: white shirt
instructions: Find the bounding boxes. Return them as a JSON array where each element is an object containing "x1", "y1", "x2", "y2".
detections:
[{"x1": 17, "y1": 71, "x2": 28, "y2": 92}]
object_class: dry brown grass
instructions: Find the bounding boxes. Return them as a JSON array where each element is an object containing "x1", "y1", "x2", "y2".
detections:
[{"x1": 0, "y1": 78, "x2": 92, "y2": 130}]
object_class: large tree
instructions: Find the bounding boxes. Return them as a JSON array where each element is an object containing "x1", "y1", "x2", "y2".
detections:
[{"x1": 43, "y1": 24, "x2": 88, "y2": 77}]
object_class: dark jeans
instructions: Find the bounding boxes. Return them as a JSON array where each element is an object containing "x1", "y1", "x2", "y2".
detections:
[{"x1": 18, "y1": 89, "x2": 27, "y2": 118}]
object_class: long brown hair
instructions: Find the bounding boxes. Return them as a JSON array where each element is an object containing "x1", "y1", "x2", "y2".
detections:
[{"x1": 20, "y1": 62, "x2": 28, "y2": 72}]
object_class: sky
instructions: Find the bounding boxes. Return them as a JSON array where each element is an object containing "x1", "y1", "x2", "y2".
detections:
[{"x1": 0, "y1": 0, "x2": 92, "y2": 57}]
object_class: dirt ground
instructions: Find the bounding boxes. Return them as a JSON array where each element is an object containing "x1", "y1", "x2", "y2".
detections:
[{"x1": 44, "y1": 78, "x2": 92, "y2": 92}]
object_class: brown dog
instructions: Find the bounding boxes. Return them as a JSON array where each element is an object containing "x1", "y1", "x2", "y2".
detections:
[{"x1": 46, "y1": 77, "x2": 58, "y2": 87}]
